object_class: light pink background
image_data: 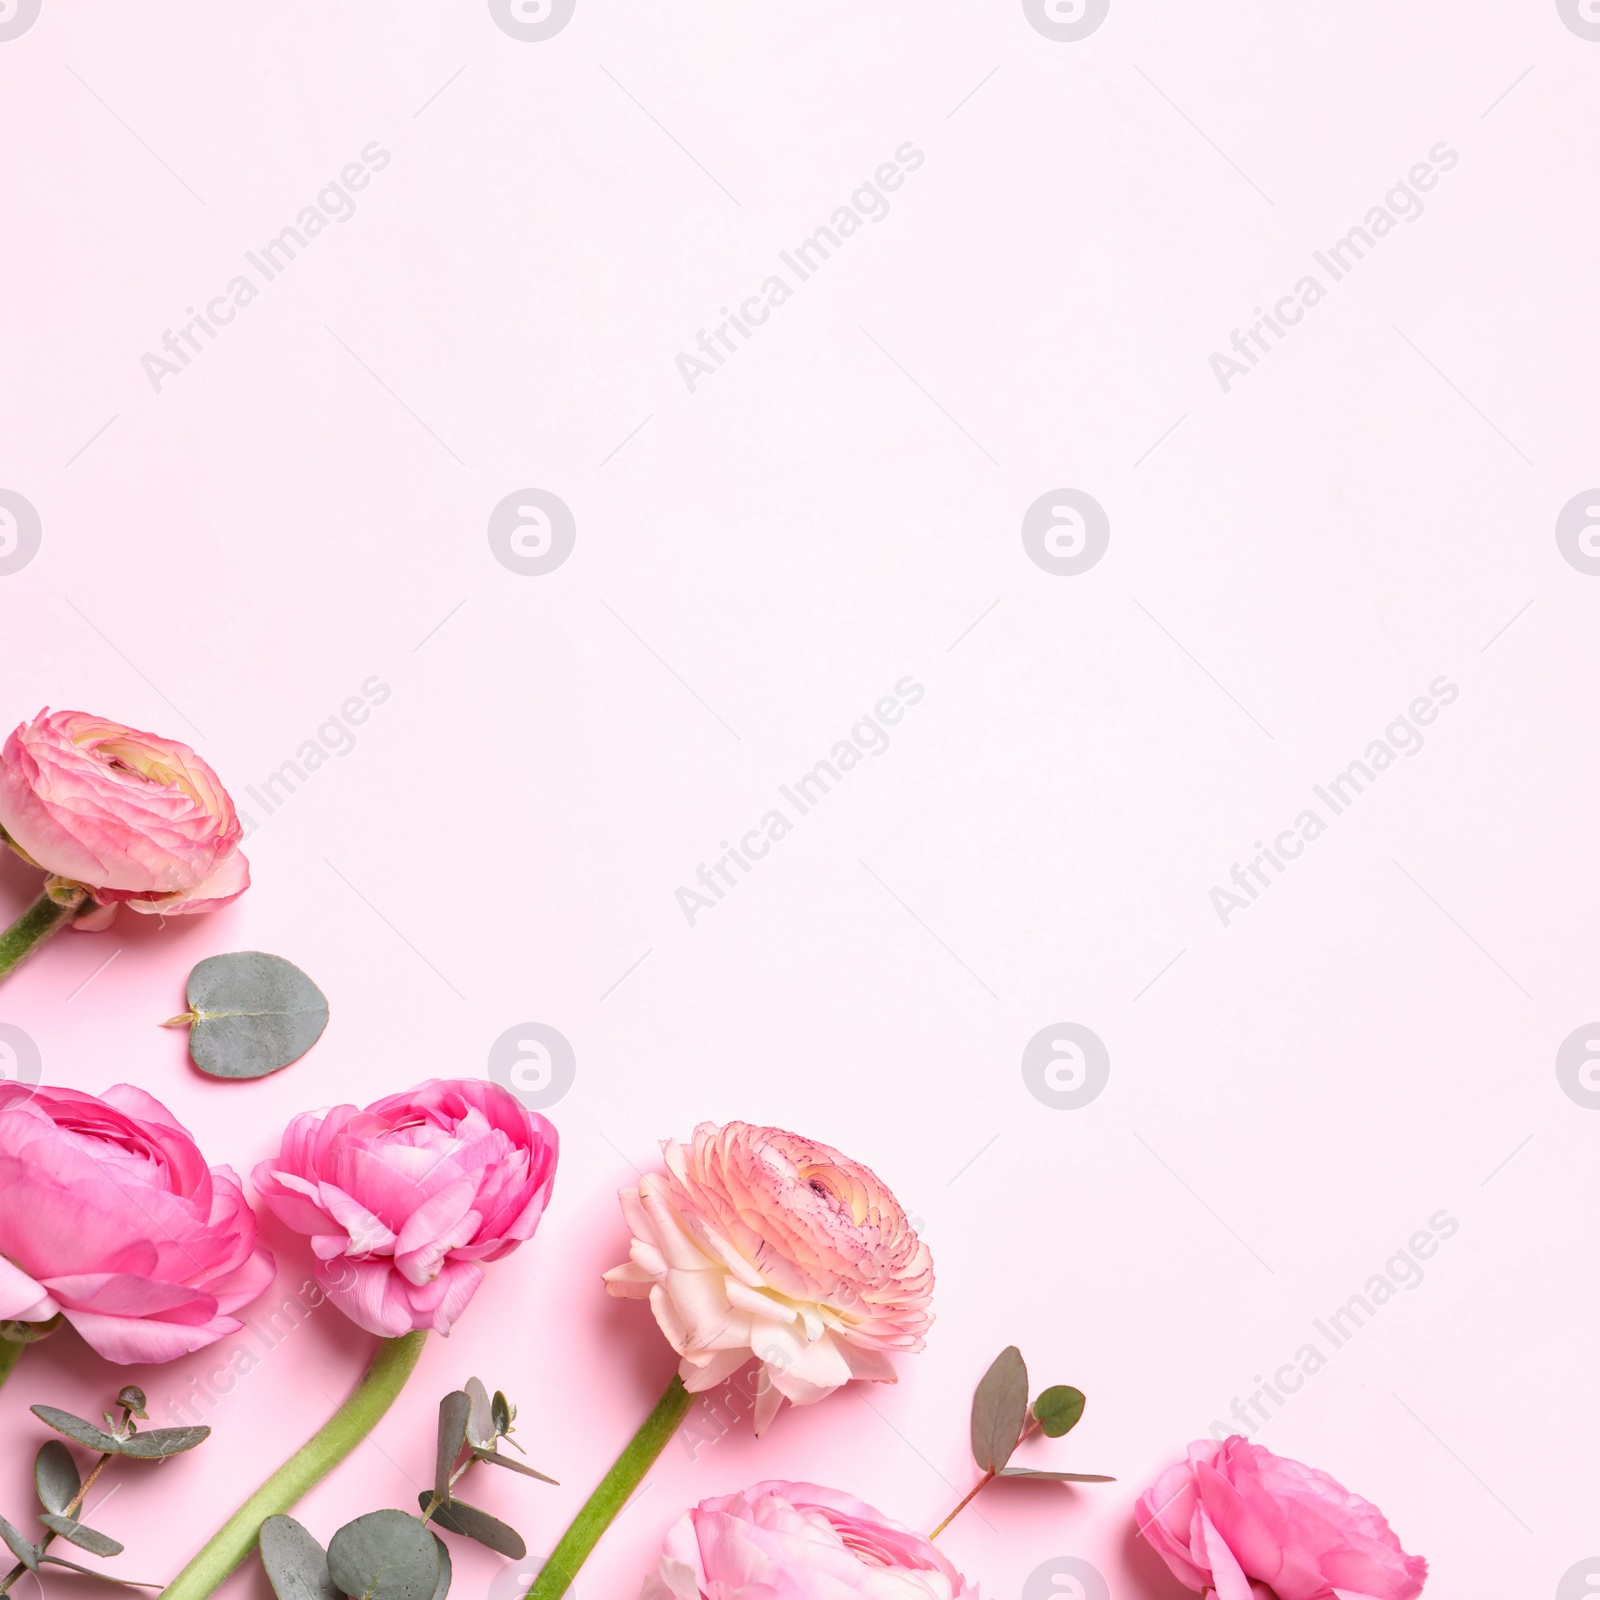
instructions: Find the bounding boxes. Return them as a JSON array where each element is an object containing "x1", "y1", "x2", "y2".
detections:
[{"x1": 0, "y1": 3, "x2": 1593, "y2": 1597}]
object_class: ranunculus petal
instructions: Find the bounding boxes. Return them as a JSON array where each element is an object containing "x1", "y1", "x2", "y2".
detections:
[
  {"x1": 0, "y1": 709, "x2": 246, "y2": 908},
  {"x1": 0, "y1": 1254, "x2": 56, "y2": 1321},
  {"x1": 0, "y1": 1082, "x2": 272, "y2": 1366},
  {"x1": 64, "y1": 1308, "x2": 246, "y2": 1366},
  {"x1": 643, "y1": 1482, "x2": 975, "y2": 1597},
  {"x1": 604, "y1": 1123, "x2": 932, "y2": 1434},
  {"x1": 257, "y1": 1080, "x2": 558, "y2": 1339},
  {"x1": 1136, "y1": 1438, "x2": 1426, "y2": 1600}
]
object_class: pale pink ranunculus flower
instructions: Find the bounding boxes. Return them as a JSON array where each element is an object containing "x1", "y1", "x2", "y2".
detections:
[
  {"x1": 604, "y1": 1122, "x2": 933, "y2": 1432},
  {"x1": 0, "y1": 1082, "x2": 275, "y2": 1364},
  {"x1": 642, "y1": 1480, "x2": 977, "y2": 1600},
  {"x1": 0, "y1": 708, "x2": 249, "y2": 928},
  {"x1": 252, "y1": 1079, "x2": 559, "y2": 1339},
  {"x1": 1136, "y1": 1436, "x2": 1427, "y2": 1600}
]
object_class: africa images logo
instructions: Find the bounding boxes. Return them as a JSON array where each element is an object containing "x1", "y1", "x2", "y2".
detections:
[
  {"x1": 488, "y1": 0, "x2": 574, "y2": 42},
  {"x1": 0, "y1": 491, "x2": 42, "y2": 576},
  {"x1": 0, "y1": 0, "x2": 41, "y2": 43}
]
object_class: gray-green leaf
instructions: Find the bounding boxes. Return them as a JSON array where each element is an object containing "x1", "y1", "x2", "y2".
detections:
[
  {"x1": 31, "y1": 1406, "x2": 120, "y2": 1453},
  {"x1": 996, "y1": 1469, "x2": 1117, "y2": 1482},
  {"x1": 0, "y1": 1515, "x2": 39, "y2": 1572},
  {"x1": 177, "y1": 952, "x2": 329, "y2": 1080},
  {"x1": 116, "y1": 1387, "x2": 148, "y2": 1419},
  {"x1": 35, "y1": 1440, "x2": 80, "y2": 1514},
  {"x1": 435, "y1": 1392, "x2": 470, "y2": 1500},
  {"x1": 470, "y1": 1449, "x2": 556, "y2": 1485},
  {"x1": 417, "y1": 1495, "x2": 525, "y2": 1559},
  {"x1": 118, "y1": 1425, "x2": 210, "y2": 1458},
  {"x1": 39, "y1": 1514, "x2": 123, "y2": 1556},
  {"x1": 1031, "y1": 1385, "x2": 1086, "y2": 1438},
  {"x1": 970, "y1": 1346, "x2": 1030, "y2": 1473},
  {"x1": 260, "y1": 1515, "x2": 340, "y2": 1600},
  {"x1": 428, "y1": 1536, "x2": 451, "y2": 1600},
  {"x1": 490, "y1": 1392, "x2": 512, "y2": 1437},
  {"x1": 462, "y1": 1379, "x2": 495, "y2": 1450},
  {"x1": 40, "y1": 1556, "x2": 160, "y2": 1589},
  {"x1": 327, "y1": 1511, "x2": 439, "y2": 1600}
]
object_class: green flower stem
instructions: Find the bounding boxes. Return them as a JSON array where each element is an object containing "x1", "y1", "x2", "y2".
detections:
[
  {"x1": 0, "y1": 886, "x2": 86, "y2": 984},
  {"x1": 161, "y1": 1331, "x2": 426, "y2": 1600},
  {"x1": 0, "y1": 1338, "x2": 22, "y2": 1394},
  {"x1": 526, "y1": 1373, "x2": 694, "y2": 1600}
]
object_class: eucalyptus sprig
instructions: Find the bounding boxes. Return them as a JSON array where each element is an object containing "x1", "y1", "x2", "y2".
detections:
[
  {"x1": 0, "y1": 1385, "x2": 210, "y2": 1595},
  {"x1": 928, "y1": 1347, "x2": 1115, "y2": 1539},
  {"x1": 260, "y1": 1379, "x2": 556, "y2": 1600}
]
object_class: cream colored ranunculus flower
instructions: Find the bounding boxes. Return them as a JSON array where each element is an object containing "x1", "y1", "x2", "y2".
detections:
[{"x1": 604, "y1": 1121, "x2": 933, "y2": 1432}]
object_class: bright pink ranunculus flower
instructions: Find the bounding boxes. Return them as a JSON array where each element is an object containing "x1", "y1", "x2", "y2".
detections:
[
  {"x1": 0, "y1": 708, "x2": 249, "y2": 926},
  {"x1": 643, "y1": 1481, "x2": 976, "y2": 1599},
  {"x1": 0, "y1": 1083, "x2": 275, "y2": 1364},
  {"x1": 604, "y1": 1122, "x2": 934, "y2": 1432},
  {"x1": 1136, "y1": 1436, "x2": 1427, "y2": 1600},
  {"x1": 252, "y1": 1079, "x2": 559, "y2": 1339}
]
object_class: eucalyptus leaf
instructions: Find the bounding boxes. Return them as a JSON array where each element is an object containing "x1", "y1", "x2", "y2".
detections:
[
  {"x1": 31, "y1": 1406, "x2": 120, "y2": 1453},
  {"x1": 34, "y1": 1440, "x2": 80, "y2": 1514},
  {"x1": 260, "y1": 1515, "x2": 340, "y2": 1600},
  {"x1": 327, "y1": 1511, "x2": 439, "y2": 1600},
  {"x1": 970, "y1": 1346, "x2": 1030, "y2": 1473},
  {"x1": 0, "y1": 1515, "x2": 38, "y2": 1573},
  {"x1": 176, "y1": 952, "x2": 329, "y2": 1080},
  {"x1": 471, "y1": 1448, "x2": 557, "y2": 1485},
  {"x1": 428, "y1": 1536, "x2": 451, "y2": 1600},
  {"x1": 417, "y1": 1495, "x2": 526, "y2": 1559},
  {"x1": 995, "y1": 1469, "x2": 1117, "y2": 1482},
  {"x1": 39, "y1": 1557, "x2": 160, "y2": 1589},
  {"x1": 117, "y1": 1386, "x2": 148, "y2": 1418},
  {"x1": 39, "y1": 1514, "x2": 123, "y2": 1556},
  {"x1": 118, "y1": 1425, "x2": 210, "y2": 1458},
  {"x1": 435, "y1": 1392, "x2": 470, "y2": 1499},
  {"x1": 1031, "y1": 1385, "x2": 1086, "y2": 1438},
  {"x1": 462, "y1": 1379, "x2": 495, "y2": 1450},
  {"x1": 490, "y1": 1392, "x2": 512, "y2": 1437}
]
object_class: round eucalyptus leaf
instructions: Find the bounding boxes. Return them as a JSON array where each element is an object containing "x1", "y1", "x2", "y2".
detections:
[
  {"x1": 472, "y1": 1448, "x2": 556, "y2": 1485},
  {"x1": 31, "y1": 1406, "x2": 120, "y2": 1453},
  {"x1": 0, "y1": 1513, "x2": 39, "y2": 1572},
  {"x1": 970, "y1": 1346, "x2": 1030, "y2": 1473},
  {"x1": 260, "y1": 1515, "x2": 340, "y2": 1600},
  {"x1": 116, "y1": 1386, "x2": 148, "y2": 1417},
  {"x1": 996, "y1": 1468, "x2": 1117, "y2": 1482},
  {"x1": 41, "y1": 1556, "x2": 160, "y2": 1589},
  {"x1": 418, "y1": 1495, "x2": 525, "y2": 1559},
  {"x1": 34, "y1": 1440, "x2": 80, "y2": 1514},
  {"x1": 429, "y1": 1536, "x2": 451, "y2": 1600},
  {"x1": 327, "y1": 1511, "x2": 439, "y2": 1600},
  {"x1": 462, "y1": 1379, "x2": 495, "y2": 1450},
  {"x1": 1031, "y1": 1385, "x2": 1086, "y2": 1439},
  {"x1": 118, "y1": 1425, "x2": 209, "y2": 1458},
  {"x1": 39, "y1": 1514, "x2": 123, "y2": 1556},
  {"x1": 435, "y1": 1392, "x2": 471, "y2": 1499},
  {"x1": 179, "y1": 952, "x2": 329, "y2": 1080}
]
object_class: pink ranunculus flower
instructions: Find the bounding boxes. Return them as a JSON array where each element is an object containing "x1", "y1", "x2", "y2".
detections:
[
  {"x1": 643, "y1": 1481, "x2": 976, "y2": 1600},
  {"x1": 1136, "y1": 1436, "x2": 1427, "y2": 1600},
  {"x1": 252, "y1": 1079, "x2": 559, "y2": 1339},
  {"x1": 603, "y1": 1122, "x2": 934, "y2": 1433},
  {"x1": 0, "y1": 708, "x2": 249, "y2": 927},
  {"x1": 0, "y1": 1083, "x2": 275, "y2": 1364}
]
